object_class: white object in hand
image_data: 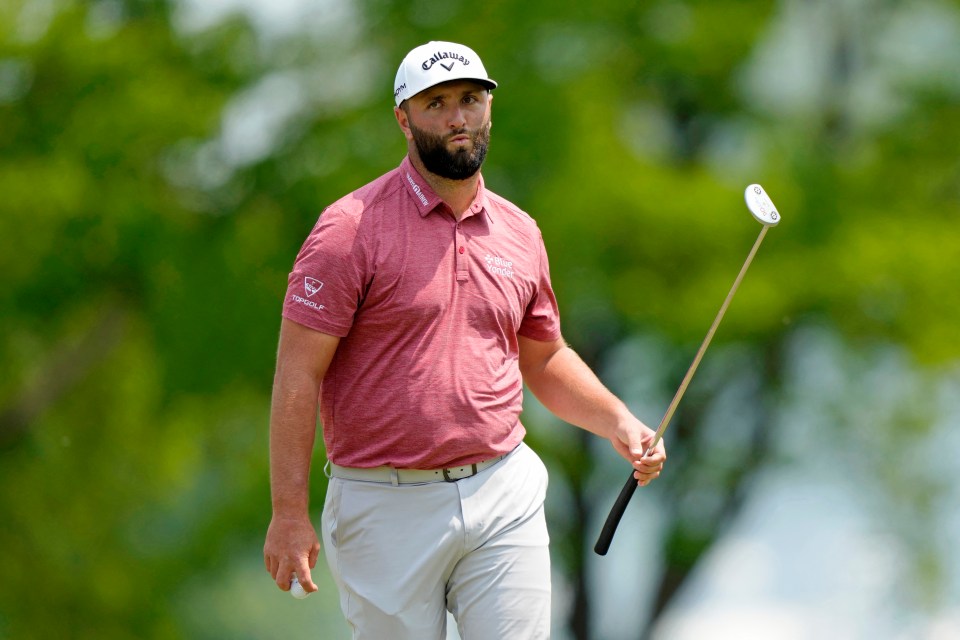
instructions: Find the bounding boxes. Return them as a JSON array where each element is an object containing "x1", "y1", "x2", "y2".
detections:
[{"x1": 290, "y1": 575, "x2": 309, "y2": 599}]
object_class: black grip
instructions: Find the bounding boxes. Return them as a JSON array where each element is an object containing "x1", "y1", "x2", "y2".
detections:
[{"x1": 593, "y1": 472, "x2": 639, "y2": 555}]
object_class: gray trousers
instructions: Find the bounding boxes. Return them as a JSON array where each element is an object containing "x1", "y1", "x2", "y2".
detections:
[{"x1": 321, "y1": 442, "x2": 551, "y2": 639}]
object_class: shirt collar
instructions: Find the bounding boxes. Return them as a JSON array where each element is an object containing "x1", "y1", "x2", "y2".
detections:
[
  {"x1": 400, "y1": 156, "x2": 489, "y2": 220},
  {"x1": 469, "y1": 173, "x2": 490, "y2": 219},
  {"x1": 400, "y1": 156, "x2": 440, "y2": 216}
]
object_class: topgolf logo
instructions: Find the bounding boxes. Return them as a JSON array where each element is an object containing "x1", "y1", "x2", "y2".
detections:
[
  {"x1": 291, "y1": 276, "x2": 326, "y2": 311},
  {"x1": 304, "y1": 277, "x2": 323, "y2": 297}
]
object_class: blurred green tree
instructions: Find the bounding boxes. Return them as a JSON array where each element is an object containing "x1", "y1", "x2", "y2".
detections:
[{"x1": 1, "y1": 0, "x2": 958, "y2": 638}]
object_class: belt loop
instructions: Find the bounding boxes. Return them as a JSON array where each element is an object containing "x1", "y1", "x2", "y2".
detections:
[
  {"x1": 323, "y1": 459, "x2": 332, "y2": 479},
  {"x1": 390, "y1": 468, "x2": 399, "y2": 486}
]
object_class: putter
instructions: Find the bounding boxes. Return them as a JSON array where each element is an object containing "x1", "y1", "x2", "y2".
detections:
[{"x1": 593, "y1": 184, "x2": 781, "y2": 556}]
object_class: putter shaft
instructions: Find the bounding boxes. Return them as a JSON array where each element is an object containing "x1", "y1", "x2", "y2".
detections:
[{"x1": 594, "y1": 225, "x2": 770, "y2": 556}]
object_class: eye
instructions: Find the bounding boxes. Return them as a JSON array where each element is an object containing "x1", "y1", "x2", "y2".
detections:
[{"x1": 462, "y1": 94, "x2": 478, "y2": 104}]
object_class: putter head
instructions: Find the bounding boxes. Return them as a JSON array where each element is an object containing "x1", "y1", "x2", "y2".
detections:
[{"x1": 744, "y1": 184, "x2": 780, "y2": 226}]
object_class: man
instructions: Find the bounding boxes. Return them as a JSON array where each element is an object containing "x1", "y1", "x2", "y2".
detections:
[{"x1": 263, "y1": 41, "x2": 666, "y2": 639}]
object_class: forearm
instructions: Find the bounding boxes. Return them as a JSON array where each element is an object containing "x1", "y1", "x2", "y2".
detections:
[
  {"x1": 269, "y1": 369, "x2": 321, "y2": 518},
  {"x1": 263, "y1": 321, "x2": 339, "y2": 591},
  {"x1": 519, "y1": 334, "x2": 665, "y2": 482},
  {"x1": 522, "y1": 345, "x2": 632, "y2": 440}
]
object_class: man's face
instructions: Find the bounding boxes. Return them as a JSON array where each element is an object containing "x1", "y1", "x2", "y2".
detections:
[{"x1": 398, "y1": 81, "x2": 492, "y2": 181}]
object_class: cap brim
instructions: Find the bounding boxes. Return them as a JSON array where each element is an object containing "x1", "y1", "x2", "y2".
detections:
[
  {"x1": 421, "y1": 77, "x2": 497, "y2": 94},
  {"x1": 395, "y1": 77, "x2": 497, "y2": 107}
]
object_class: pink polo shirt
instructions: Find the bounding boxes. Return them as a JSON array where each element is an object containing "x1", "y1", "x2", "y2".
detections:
[{"x1": 282, "y1": 156, "x2": 561, "y2": 469}]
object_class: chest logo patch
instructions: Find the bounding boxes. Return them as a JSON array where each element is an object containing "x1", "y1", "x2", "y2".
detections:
[{"x1": 484, "y1": 254, "x2": 514, "y2": 278}]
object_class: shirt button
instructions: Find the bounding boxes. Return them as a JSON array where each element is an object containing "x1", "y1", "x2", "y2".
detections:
[{"x1": 458, "y1": 247, "x2": 465, "y2": 254}]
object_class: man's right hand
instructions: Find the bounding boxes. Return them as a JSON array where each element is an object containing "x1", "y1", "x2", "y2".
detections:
[
  {"x1": 263, "y1": 515, "x2": 322, "y2": 594},
  {"x1": 265, "y1": 321, "x2": 340, "y2": 595}
]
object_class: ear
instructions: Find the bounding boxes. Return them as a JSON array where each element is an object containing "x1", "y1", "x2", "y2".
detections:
[{"x1": 394, "y1": 106, "x2": 414, "y2": 142}]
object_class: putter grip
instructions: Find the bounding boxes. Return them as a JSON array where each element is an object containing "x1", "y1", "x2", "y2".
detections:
[{"x1": 593, "y1": 472, "x2": 639, "y2": 555}]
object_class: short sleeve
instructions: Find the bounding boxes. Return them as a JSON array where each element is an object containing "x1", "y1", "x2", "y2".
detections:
[
  {"x1": 518, "y1": 232, "x2": 561, "y2": 342},
  {"x1": 281, "y1": 206, "x2": 367, "y2": 337}
]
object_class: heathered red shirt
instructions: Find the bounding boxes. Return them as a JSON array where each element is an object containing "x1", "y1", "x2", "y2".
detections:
[{"x1": 282, "y1": 156, "x2": 561, "y2": 469}]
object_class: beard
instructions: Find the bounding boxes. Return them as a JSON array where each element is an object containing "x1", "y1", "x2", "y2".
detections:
[{"x1": 409, "y1": 119, "x2": 491, "y2": 180}]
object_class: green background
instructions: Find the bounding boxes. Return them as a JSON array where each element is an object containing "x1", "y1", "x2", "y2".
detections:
[{"x1": 2, "y1": 0, "x2": 959, "y2": 638}]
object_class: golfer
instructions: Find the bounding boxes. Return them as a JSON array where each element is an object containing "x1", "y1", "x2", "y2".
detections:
[{"x1": 263, "y1": 41, "x2": 666, "y2": 639}]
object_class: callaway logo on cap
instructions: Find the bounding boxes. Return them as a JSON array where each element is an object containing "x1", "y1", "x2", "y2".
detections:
[{"x1": 394, "y1": 41, "x2": 498, "y2": 107}]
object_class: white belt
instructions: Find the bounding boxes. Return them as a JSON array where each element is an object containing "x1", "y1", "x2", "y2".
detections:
[{"x1": 328, "y1": 453, "x2": 508, "y2": 485}]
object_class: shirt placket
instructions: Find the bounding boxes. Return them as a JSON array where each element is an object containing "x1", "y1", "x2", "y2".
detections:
[{"x1": 454, "y1": 220, "x2": 468, "y2": 282}]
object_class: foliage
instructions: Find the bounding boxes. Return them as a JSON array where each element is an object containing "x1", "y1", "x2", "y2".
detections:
[{"x1": 1, "y1": 0, "x2": 958, "y2": 638}]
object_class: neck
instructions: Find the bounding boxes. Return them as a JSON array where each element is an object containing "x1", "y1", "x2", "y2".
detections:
[{"x1": 409, "y1": 153, "x2": 480, "y2": 220}]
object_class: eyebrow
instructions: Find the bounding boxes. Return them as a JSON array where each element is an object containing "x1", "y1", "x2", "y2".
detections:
[{"x1": 421, "y1": 85, "x2": 488, "y2": 102}]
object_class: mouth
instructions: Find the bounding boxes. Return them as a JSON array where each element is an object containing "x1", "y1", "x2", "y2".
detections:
[{"x1": 449, "y1": 132, "x2": 471, "y2": 144}]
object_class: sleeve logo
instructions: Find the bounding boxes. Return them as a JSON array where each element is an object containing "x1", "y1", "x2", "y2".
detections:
[{"x1": 304, "y1": 277, "x2": 324, "y2": 297}]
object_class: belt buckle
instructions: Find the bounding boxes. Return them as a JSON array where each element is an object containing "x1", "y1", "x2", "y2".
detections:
[{"x1": 442, "y1": 463, "x2": 478, "y2": 482}]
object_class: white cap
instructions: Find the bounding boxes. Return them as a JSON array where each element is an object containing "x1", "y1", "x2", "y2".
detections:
[{"x1": 394, "y1": 41, "x2": 497, "y2": 106}]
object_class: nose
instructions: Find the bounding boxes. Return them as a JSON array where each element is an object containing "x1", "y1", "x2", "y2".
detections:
[{"x1": 447, "y1": 104, "x2": 466, "y2": 129}]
